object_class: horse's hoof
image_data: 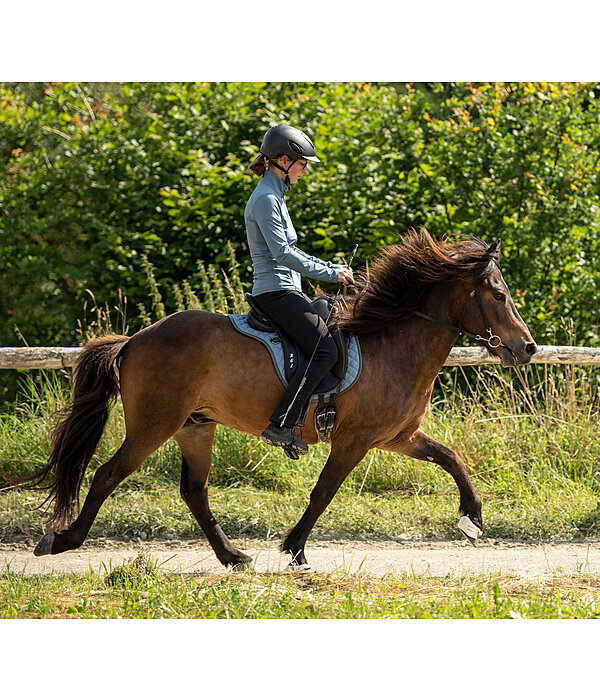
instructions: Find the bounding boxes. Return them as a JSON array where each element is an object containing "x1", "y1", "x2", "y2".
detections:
[
  {"x1": 286, "y1": 562, "x2": 311, "y2": 572},
  {"x1": 458, "y1": 516, "x2": 482, "y2": 546},
  {"x1": 34, "y1": 532, "x2": 56, "y2": 557},
  {"x1": 231, "y1": 559, "x2": 254, "y2": 572}
]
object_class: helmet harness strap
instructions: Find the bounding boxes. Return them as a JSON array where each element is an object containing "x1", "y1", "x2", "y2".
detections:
[{"x1": 263, "y1": 154, "x2": 293, "y2": 187}]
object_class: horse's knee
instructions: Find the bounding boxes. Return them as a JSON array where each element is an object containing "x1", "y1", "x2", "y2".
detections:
[{"x1": 310, "y1": 483, "x2": 339, "y2": 507}]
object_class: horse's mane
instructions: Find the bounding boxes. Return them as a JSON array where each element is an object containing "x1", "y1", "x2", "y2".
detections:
[{"x1": 335, "y1": 227, "x2": 496, "y2": 336}]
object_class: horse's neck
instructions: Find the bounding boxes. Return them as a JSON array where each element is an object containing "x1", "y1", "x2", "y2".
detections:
[
  {"x1": 374, "y1": 318, "x2": 458, "y2": 380},
  {"x1": 365, "y1": 283, "x2": 464, "y2": 387}
]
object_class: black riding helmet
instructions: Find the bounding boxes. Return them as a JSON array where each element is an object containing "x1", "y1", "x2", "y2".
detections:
[{"x1": 260, "y1": 124, "x2": 320, "y2": 185}]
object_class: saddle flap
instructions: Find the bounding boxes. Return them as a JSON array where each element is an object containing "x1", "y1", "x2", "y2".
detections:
[{"x1": 229, "y1": 312, "x2": 362, "y2": 404}]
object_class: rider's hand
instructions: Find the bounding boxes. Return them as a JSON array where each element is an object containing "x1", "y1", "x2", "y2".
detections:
[{"x1": 337, "y1": 265, "x2": 354, "y2": 285}]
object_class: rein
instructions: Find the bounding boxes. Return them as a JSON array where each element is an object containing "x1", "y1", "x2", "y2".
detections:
[{"x1": 413, "y1": 272, "x2": 506, "y2": 351}]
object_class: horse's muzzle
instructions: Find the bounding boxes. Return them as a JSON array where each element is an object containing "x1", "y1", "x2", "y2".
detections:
[{"x1": 498, "y1": 341, "x2": 538, "y2": 367}]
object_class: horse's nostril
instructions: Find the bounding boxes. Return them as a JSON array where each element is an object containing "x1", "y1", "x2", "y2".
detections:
[{"x1": 525, "y1": 342, "x2": 537, "y2": 356}]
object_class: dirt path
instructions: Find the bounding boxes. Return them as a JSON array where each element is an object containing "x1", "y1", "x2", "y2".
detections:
[{"x1": 2, "y1": 537, "x2": 599, "y2": 577}]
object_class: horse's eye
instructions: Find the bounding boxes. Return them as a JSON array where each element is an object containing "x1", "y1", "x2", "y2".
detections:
[{"x1": 494, "y1": 292, "x2": 506, "y2": 302}]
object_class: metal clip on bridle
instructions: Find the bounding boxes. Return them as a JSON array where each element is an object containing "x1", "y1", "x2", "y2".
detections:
[
  {"x1": 475, "y1": 328, "x2": 503, "y2": 349},
  {"x1": 470, "y1": 271, "x2": 505, "y2": 349}
]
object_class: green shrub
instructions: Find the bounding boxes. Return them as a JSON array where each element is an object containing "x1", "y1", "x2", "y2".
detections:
[{"x1": 2, "y1": 81, "x2": 599, "y2": 351}]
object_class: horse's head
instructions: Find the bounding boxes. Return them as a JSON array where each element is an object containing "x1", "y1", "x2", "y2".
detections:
[{"x1": 461, "y1": 239, "x2": 537, "y2": 367}]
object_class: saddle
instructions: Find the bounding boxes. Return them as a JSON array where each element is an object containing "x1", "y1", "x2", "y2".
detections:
[
  {"x1": 245, "y1": 293, "x2": 349, "y2": 394},
  {"x1": 244, "y1": 292, "x2": 351, "y2": 442}
]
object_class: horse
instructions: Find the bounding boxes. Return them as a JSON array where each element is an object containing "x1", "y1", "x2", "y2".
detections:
[{"x1": 28, "y1": 228, "x2": 537, "y2": 570}]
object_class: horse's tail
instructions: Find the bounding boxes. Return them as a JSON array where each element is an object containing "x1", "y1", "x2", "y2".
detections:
[{"x1": 24, "y1": 334, "x2": 129, "y2": 530}]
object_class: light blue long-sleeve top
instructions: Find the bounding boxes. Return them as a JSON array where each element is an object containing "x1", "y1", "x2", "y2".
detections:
[{"x1": 244, "y1": 170, "x2": 339, "y2": 295}]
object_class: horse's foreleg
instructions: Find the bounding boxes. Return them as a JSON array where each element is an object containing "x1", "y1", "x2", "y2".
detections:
[
  {"x1": 175, "y1": 423, "x2": 252, "y2": 569},
  {"x1": 282, "y1": 438, "x2": 370, "y2": 568},
  {"x1": 386, "y1": 429, "x2": 483, "y2": 535}
]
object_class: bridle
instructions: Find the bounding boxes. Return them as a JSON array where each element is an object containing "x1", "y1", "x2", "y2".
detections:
[{"x1": 412, "y1": 270, "x2": 508, "y2": 351}]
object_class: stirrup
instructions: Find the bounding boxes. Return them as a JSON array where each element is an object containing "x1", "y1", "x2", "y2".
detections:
[
  {"x1": 260, "y1": 424, "x2": 308, "y2": 455},
  {"x1": 283, "y1": 445, "x2": 301, "y2": 460}
]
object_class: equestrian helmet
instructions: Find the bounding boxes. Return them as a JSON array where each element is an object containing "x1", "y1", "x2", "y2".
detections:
[{"x1": 260, "y1": 124, "x2": 321, "y2": 163}]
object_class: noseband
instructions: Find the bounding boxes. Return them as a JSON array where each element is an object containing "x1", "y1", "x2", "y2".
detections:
[{"x1": 413, "y1": 272, "x2": 505, "y2": 350}]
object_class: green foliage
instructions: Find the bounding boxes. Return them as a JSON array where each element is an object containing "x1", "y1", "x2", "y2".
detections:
[{"x1": 1, "y1": 81, "x2": 600, "y2": 358}]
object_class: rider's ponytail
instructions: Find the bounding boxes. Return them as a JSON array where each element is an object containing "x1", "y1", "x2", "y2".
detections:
[{"x1": 249, "y1": 153, "x2": 267, "y2": 176}]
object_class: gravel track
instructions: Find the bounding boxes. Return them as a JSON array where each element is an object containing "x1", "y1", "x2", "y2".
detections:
[{"x1": 2, "y1": 537, "x2": 599, "y2": 578}]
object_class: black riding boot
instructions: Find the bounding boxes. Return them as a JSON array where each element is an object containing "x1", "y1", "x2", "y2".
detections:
[
  {"x1": 260, "y1": 423, "x2": 308, "y2": 459},
  {"x1": 254, "y1": 290, "x2": 338, "y2": 459}
]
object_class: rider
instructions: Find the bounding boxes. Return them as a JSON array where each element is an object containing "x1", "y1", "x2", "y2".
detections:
[{"x1": 245, "y1": 124, "x2": 354, "y2": 455}]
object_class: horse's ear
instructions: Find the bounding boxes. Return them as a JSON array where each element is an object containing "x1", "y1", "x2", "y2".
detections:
[{"x1": 487, "y1": 238, "x2": 501, "y2": 261}]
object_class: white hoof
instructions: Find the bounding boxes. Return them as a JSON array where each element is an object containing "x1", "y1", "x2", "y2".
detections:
[
  {"x1": 458, "y1": 515, "x2": 482, "y2": 545},
  {"x1": 286, "y1": 562, "x2": 311, "y2": 572}
]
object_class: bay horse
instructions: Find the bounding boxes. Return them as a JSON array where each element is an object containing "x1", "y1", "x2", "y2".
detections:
[{"x1": 29, "y1": 229, "x2": 537, "y2": 569}]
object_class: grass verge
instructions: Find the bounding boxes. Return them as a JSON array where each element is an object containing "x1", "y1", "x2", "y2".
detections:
[{"x1": 1, "y1": 551, "x2": 599, "y2": 619}]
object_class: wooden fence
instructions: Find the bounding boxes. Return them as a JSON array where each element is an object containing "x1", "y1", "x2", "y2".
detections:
[{"x1": 1, "y1": 345, "x2": 600, "y2": 369}]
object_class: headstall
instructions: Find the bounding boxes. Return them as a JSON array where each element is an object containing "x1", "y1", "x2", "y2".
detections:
[{"x1": 413, "y1": 271, "x2": 506, "y2": 351}]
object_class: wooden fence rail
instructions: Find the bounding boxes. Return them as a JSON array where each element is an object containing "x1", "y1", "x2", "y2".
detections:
[{"x1": 1, "y1": 345, "x2": 600, "y2": 370}]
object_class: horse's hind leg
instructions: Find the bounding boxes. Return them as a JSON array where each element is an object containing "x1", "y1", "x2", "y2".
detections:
[
  {"x1": 35, "y1": 435, "x2": 162, "y2": 556},
  {"x1": 175, "y1": 422, "x2": 252, "y2": 569}
]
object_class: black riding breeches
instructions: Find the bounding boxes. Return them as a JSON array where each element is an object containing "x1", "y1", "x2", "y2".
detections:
[{"x1": 254, "y1": 290, "x2": 338, "y2": 428}]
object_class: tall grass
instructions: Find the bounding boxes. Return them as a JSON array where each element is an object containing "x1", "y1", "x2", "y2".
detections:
[{"x1": 138, "y1": 240, "x2": 247, "y2": 325}]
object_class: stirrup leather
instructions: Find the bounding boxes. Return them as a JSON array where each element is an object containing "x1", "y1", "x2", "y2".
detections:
[{"x1": 315, "y1": 394, "x2": 336, "y2": 443}]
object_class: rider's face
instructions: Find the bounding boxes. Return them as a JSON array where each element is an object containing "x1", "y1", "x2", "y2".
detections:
[{"x1": 283, "y1": 157, "x2": 309, "y2": 184}]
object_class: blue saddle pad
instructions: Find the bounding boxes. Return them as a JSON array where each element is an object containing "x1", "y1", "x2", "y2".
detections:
[{"x1": 229, "y1": 314, "x2": 362, "y2": 401}]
